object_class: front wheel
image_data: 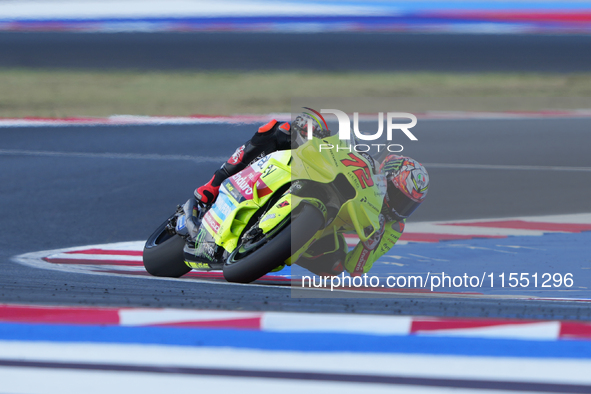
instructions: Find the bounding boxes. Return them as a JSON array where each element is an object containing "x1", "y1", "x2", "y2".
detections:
[
  {"x1": 223, "y1": 204, "x2": 325, "y2": 283},
  {"x1": 143, "y1": 215, "x2": 191, "y2": 278}
]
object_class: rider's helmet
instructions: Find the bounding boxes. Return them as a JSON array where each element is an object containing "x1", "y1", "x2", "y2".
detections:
[
  {"x1": 380, "y1": 155, "x2": 429, "y2": 220},
  {"x1": 291, "y1": 112, "x2": 330, "y2": 143}
]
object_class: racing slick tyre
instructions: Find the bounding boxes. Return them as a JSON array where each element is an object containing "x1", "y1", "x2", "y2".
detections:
[
  {"x1": 223, "y1": 203, "x2": 325, "y2": 284},
  {"x1": 143, "y1": 216, "x2": 191, "y2": 278}
]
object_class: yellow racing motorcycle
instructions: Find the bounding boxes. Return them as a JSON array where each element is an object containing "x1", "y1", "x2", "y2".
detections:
[{"x1": 143, "y1": 133, "x2": 387, "y2": 283}]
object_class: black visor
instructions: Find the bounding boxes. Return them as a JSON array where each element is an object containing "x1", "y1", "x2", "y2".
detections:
[{"x1": 386, "y1": 187, "x2": 422, "y2": 219}]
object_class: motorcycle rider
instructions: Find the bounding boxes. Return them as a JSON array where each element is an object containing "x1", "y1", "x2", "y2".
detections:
[{"x1": 185, "y1": 113, "x2": 429, "y2": 277}]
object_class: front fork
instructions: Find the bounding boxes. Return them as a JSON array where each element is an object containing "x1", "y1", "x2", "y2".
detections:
[
  {"x1": 168, "y1": 196, "x2": 210, "y2": 241},
  {"x1": 164, "y1": 204, "x2": 186, "y2": 236}
]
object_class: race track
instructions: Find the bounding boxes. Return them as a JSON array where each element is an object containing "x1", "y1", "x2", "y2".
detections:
[
  {"x1": 2, "y1": 32, "x2": 591, "y2": 72},
  {"x1": 2, "y1": 116, "x2": 591, "y2": 319}
]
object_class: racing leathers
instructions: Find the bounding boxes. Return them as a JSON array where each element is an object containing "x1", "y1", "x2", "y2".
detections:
[{"x1": 190, "y1": 119, "x2": 405, "y2": 277}]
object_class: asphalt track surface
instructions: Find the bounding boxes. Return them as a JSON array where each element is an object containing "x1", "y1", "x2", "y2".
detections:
[
  {"x1": 2, "y1": 32, "x2": 591, "y2": 72},
  {"x1": 2, "y1": 118, "x2": 591, "y2": 319}
]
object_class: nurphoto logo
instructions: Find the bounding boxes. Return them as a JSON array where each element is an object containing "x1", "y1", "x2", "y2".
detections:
[{"x1": 302, "y1": 107, "x2": 418, "y2": 153}]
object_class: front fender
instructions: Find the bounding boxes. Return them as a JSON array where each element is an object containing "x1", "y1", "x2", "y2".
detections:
[
  {"x1": 258, "y1": 193, "x2": 328, "y2": 266},
  {"x1": 259, "y1": 193, "x2": 327, "y2": 235}
]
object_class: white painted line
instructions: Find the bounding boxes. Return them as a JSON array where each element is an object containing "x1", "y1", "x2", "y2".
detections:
[
  {"x1": 83, "y1": 241, "x2": 145, "y2": 251},
  {"x1": 119, "y1": 309, "x2": 261, "y2": 326},
  {"x1": 45, "y1": 253, "x2": 143, "y2": 262},
  {"x1": 416, "y1": 322, "x2": 562, "y2": 341},
  {"x1": 0, "y1": 111, "x2": 590, "y2": 128},
  {"x1": 262, "y1": 312, "x2": 412, "y2": 335},
  {"x1": 73, "y1": 264, "x2": 146, "y2": 272}
]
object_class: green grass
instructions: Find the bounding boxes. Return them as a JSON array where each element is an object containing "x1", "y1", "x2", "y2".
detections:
[{"x1": 0, "y1": 69, "x2": 590, "y2": 117}]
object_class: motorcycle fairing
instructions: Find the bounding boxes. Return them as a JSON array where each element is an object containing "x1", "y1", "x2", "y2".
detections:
[{"x1": 199, "y1": 150, "x2": 292, "y2": 255}]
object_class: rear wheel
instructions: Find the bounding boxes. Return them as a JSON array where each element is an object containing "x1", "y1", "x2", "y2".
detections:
[
  {"x1": 143, "y1": 215, "x2": 191, "y2": 278},
  {"x1": 223, "y1": 204, "x2": 325, "y2": 283}
]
